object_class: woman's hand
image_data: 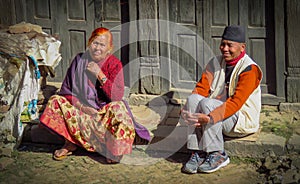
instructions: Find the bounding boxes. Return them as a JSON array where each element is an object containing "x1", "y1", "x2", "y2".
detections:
[
  {"x1": 81, "y1": 105, "x2": 98, "y2": 116},
  {"x1": 75, "y1": 101, "x2": 98, "y2": 116},
  {"x1": 86, "y1": 61, "x2": 102, "y2": 77},
  {"x1": 181, "y1": 109, "x2": 211, "y2": 127}
]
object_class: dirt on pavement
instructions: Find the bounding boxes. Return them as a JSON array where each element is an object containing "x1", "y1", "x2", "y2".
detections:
[{"x1": 0, "y1": 143, "x2": 263, "y2": 184}]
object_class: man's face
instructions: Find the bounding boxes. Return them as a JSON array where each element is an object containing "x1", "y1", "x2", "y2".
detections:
[{"x1": 219, "y1": 40, "x2": 245, "y2": 61}]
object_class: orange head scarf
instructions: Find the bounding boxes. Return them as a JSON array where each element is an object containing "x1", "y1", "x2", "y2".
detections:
[{"x1": 87, "y1": 27, "x2": 113, "y2": 50}]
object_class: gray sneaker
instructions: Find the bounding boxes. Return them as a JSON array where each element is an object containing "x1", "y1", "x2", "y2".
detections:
[
  {"x1": 198, "y1": 151, "x2": 230, "y2": 173},
  {"x1": 182, "y1": 152, "x2": 206, "y2": 174}
]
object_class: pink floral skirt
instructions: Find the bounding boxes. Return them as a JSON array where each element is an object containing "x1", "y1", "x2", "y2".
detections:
[{"x1": 40, "y1": 95, "x2": 135, "y2": 156}]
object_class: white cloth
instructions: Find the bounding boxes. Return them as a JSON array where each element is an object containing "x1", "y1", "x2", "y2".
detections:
[{"x1": 27, "y1": 33, "x2": 62, "y2": 69}]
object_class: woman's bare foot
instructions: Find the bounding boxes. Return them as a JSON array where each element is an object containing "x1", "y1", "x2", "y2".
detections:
[
  {"x1": 106, "y1": 155, "x2": 123, "y2": 164},
  {"x1": 53, "y1": 140, "x2": 77, "y2": 161},
  {"x1": 106, "y1": 150, "x2": 123, "y2": 164}
]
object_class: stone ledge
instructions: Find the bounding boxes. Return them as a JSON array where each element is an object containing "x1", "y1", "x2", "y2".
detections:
[
  {"x1": 225, "y1": 133, "x2": 286, "y2": 158},
  {"x1": 279, "y1": 102, "x2": 300, "y2": 112},
  {"x1": 287, "y1": 134, "x2": 300, "y2": 152},
  {"x1": 147, "y1": 125, "x2": 289, "y2": 158}
]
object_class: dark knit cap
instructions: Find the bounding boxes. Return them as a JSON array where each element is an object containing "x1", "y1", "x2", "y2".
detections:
[{"x1": 222, "y1": 25, "x2": 245, "y2": 43}]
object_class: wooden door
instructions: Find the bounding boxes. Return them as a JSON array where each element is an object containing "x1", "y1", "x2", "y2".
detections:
[
  {"x1": 160, "y1": 0, "x2": 205, "y2": 97},
  {"x1": 203, "y1": 0, "x2": 282, "y2": 103},
  {"x1": 162, "y1": 0, "x2": 279, "y2": 102},
  {"x1": 17, "y1": 0, "x2": 126, "y2": 81}
]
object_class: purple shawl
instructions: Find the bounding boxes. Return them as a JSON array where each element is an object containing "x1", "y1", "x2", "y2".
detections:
[
  {"x1": 59, "y1": 52, "x2": 151, "y2": 141},
  {"x1": 59, "y1": 52, "x2": 103, "y2": 109}
]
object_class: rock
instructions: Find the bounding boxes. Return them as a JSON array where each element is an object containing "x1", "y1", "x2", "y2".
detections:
[
  {"x1": 267, "y1": 150, "x2": 276, "y2": 157},
  {"x1": 264, "y1": 156, "x2": 281, "y2": 170},
  {"x1": 170, "y1": 98, "x2": 186, "y2": 105},
  {"x1": 282, "y1": 169, "x2": 299, "y2": 183},
  {"x1": 291, "y1": 156, "x2": 300, "y2": 169},
  {"x1": 130, "y1": 105, "x2": 161, "y2": 131},
  {"x1": 0, "y1": 147, "x2": 12, "y2": 157},
  {"x1": 0, "y1": 157, "x2": 14, "y2": 170},
  {"x1": 287, "y1": 134, "x2": 300, "y2": 152},
  {"x1": 270, "y1": 174, "x2": 283, "y2": 184}
]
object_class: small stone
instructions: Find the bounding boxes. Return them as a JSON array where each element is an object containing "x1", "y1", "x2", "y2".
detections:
[
  {"x1": 18, "y1": 171, "x2": 25, "y2": 177},
  {"x1": 291, "y1": 157, "x2": 300, "y2": 169},
  {"x1": 67, "y1": 165, "x2": 75, "y2": 172},
  {"x1": 282, "y1": 169, "x2": 299, "y2": 183},
  {"x1": 0, "y1": 157, "x2": 14, "y2": 170},
  {"x1": 271, "y1": 174, "x2": 283, "y2": 184},
  {"x1": 267, "y1": 150, "x2": 276, "y2": 157},
  {"x1": 286, "y1": 144, "x2": 294, "y2": 151},
  {"x1": 6, "y1": 135, "x2": 16, "y2": 142},
  {"x1": 264, "y1": 156, "x2": 281, "y2": 170},
  {"x1": 0, "y1": 147, "x2": 12, "y2": 157}
]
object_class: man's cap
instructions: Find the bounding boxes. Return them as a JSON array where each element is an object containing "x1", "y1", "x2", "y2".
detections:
[{"x1": 222, "y1": 25, "x2": 245, "y2": 43}]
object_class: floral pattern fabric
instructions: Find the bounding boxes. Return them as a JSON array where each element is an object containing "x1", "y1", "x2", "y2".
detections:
[{"x1": 40, "y1": 95, "x2": 135, "y2": 156}]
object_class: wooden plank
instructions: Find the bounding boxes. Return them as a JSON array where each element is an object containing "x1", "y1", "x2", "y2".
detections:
[
  {"x1": 35, "y1": 0, "x2": 51, "y2": 19},
  {"x1": 248, "y1": 0, "x2": 265, "y2": 27},
  {"x1": 15, "y1": 0, "x2": 27, "y2": 23},
  {"x1": 69, "y1": 31, "x2": 86, "y2": 59},
  {"x1": 128, "y1": 0, "x2": 139, "y2": 93},
  {"x1": 158, "y1": 0, "x2": 170, "y2": 93},
  {"x1": 103, "y1": 0, "x2": 121, "y2": 21},
  {"x1": 68, "y1": 0, "x2": 86, "y2": 21},
  {"x1": 286, "y1": 0, "x2": 300, "y2": 68},
  {"x1": 211, "y1": 0, "x2": 228, "y2": 26},
  {"x1": 167, "y1": 0, "x2": 202, "y2": 91},
  {"x1": 0, "y1": 0, "x2": 16, "y2": 25},
  {"x1": 274, "y1": 0, "x2": 286, "y2": 98},
  {"x1": 286, "y1": 0, "x2": 300, "y2": 102},
  {"x1": 177, "y1": 34, "x2": 197, "y2": 82}
]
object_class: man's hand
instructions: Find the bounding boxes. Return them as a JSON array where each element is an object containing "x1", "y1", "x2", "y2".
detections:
[{"x1": 181, "y1": 109, "x2": 211, "y2": 126}]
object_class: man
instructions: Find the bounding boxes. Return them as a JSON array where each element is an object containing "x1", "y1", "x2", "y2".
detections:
[{"x1": 181, "y1": 25, "x2": 263, "y2": 173}]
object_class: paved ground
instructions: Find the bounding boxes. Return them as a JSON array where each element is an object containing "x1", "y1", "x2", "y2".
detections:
[
  {"x1": 0, "y1": 84, "x2": 300, "y2": 183},
  {"x1": 0, "y1": 143, "x2": 263, "y2": 184}
]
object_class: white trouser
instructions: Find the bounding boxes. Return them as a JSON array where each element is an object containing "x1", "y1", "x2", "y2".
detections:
[{"x1": 186, "y1": 94, "x2": 249, "y2": 152}]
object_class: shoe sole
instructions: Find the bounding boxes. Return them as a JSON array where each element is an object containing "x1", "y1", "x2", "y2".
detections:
[
  {"x1": 199, "y1": 157, "x2": 230, "y2": 173},
  {"x1": 182, "y1": 167, "x2": 198, "y2": 174}
]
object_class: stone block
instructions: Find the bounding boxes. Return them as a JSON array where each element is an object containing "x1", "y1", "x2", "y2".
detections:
[
  {"x1": 287, "y1": 134, "x2": 300, "y2": 152},
  {"x1": 225, "y1": 132, "x2": 286, "y2": 158},
  {"x1": 279, "y1": 102, "x2": 300, "y2": 112},
  {"x1": 30, "y1": 125, "x2": 64, "y2": 145}
]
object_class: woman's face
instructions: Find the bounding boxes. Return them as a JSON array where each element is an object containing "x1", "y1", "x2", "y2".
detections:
[
  {"x1": 219, "y1": 40, "x2": 245, "y2": 61},
  {"x1": 88, "y1": 34, "x2": 111, "y2": 62}
]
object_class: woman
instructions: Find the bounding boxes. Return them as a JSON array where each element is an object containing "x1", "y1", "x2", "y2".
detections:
[{"x1": 40, "y1": 27, "x2": 150, "y2": 163}]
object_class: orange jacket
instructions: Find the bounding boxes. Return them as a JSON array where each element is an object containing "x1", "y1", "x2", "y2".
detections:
[{"x1": 192, "y1": 58, "x2": 262, "y2": 124}]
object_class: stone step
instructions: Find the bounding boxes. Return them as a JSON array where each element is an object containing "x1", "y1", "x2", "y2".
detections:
[
  {"x1": 147, "y1": 125, "x2": 288, "y2": 158},
  {"x1": 24, "y1": 121, "x2": 292, "y2": 159},
  {"x1": 22, "y1": 124, "x2": 64, "y2": 145},
  {"x1": 25, "y1": 93, "x2": 300, "y2": 159}
]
